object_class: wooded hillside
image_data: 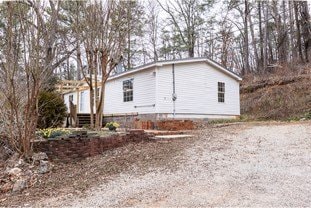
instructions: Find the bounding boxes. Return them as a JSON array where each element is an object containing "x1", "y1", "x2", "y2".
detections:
[{"x1": 241, "y1": 64, "x2": 311, "y2": 120}]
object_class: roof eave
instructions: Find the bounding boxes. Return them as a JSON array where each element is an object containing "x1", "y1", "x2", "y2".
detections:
[{"x1": 206, "y1": 60, "x2": 242, "y2": 81}]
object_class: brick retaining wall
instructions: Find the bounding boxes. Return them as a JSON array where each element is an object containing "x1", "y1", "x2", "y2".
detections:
[
  {"x1": 32, "y1": 130, "x2": 149, "y2": 162},
  {"x1": 156, "y1": 120, "x2": 195, "y2": 131},
  {"x1": 134, "y1": 120, "x2": 195, "y2": 131}
]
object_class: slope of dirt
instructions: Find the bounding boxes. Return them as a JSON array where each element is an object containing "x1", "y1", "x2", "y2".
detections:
[{"x1": 241, "y1": 67, "x2": 311, "y2": 120}]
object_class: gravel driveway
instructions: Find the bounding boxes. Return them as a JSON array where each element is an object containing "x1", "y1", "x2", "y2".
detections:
[{"x1": 38, "y1": 121, "x2": 311, "y2": 207}]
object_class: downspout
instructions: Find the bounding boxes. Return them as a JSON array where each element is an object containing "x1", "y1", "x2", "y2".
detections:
[{"x1": 172, "y1": 64, "x2": 177, "y2": 119}]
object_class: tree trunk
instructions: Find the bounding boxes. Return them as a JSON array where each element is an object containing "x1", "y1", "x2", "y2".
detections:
[
  {"x1": 281, "y1": 1, "x2": 288, "y2": 63},
  {"x1": 95, "y1": 82, "x2": 106, "y2": 131},
  {"x1": 127, "y1": 29, "x2": 131, "y2": 69},
  {"x1": 76, "y1": 41, "x2": 82, "y2": 80},
  {"x1": 288, "y1": 0, "x2": 297, "y2": 61},
  {"x1": 243, "y1": 0, "x2": 250, "y2": 75},
  {"x1": 95, "y1": 50, "x2": 109, "y2": 130},
  {"x1": 126, "y1": 4, "x2": 131, "y2": 70},
  {"x1": 248, "y1": 14, "x2": 259, "y2": 71},
  {"x1": 294, "y1": 1, "x2": 304, "y2": 63},
  {"x1": 86, "y1": 51, "x2": 95, "y2": 129},
  {"x1": 263, "y1": 1, "x2": 269, "y2": 71},
  {"x1": 89, "y1": 86, "x2": 94, "y2": 128},
  {"x1": 66, "y1": 58, "x2": 70, "y2": 80},
  {"x1": 258, "y1": 1, "x2": 264, "y2": 70},
  {"x1": 300, "y1": 1, "x2": 311, "y2": 62}
]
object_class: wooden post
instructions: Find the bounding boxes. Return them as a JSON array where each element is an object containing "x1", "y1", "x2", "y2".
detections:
[{"x1": 76, "y1": 88, "x2": 80, "y2": 114}]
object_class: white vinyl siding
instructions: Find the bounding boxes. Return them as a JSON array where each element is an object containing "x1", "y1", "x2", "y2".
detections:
[
  {"x1": 156, "y1": 61, "x2": 240, "y2": 116},
  {"x1": 80, "y1": 91, "x2": 85, "y2": 112},
  {"x1": 63, "y1": 60, "x2": 240, "y2": 118},
  {"x1": 79, "y1": 90, "x2": 91, "y2": 113},
  {"x1": 104, "y1": 68, "x2": 156, "y2": 114}
]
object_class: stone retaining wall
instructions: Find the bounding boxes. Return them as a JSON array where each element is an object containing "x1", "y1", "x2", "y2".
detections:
[{"x1": 32, "y1": 130, "x2": 149, "y2": 162}]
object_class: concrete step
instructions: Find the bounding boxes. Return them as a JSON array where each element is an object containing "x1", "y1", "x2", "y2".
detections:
[
  {"x1": 152, "y1": 134, "x2": 194, "y2": 140},
  {"x1": 144, "y1": 130, "x2": 186, "y2": 136}
]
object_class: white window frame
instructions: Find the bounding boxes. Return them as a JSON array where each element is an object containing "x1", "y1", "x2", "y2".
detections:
[
  {"x1": 218, "y1": 82, "x2": 225, "y2": 103},
  {"x1": 123, "y1": 79, "x2": 133, "y2": 102}
]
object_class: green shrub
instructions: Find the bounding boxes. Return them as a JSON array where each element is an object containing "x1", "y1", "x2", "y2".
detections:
[
  {"x1": 37, "y1": 128, "x2": 71, "y2": 139},
  {"x1": 37, "y1": 91, "x2": 67, "y2": 129}
]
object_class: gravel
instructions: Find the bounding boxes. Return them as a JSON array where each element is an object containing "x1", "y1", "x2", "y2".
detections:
[{"x1": 2, "y1": 121, "x2": 311, "y2": 207}]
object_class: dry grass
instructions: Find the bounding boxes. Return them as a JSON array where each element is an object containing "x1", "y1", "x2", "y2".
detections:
[{"x1": 241, "y1": 64, "x2": 311, "y2": 120}]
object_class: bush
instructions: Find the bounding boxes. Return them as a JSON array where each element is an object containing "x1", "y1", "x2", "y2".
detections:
[
  {"x1": 105, "y1": 122, "x2": 120, "y2": 131},
  {"x1": 37, "y1": 91, "x2": 67, "y2": 129},
  {"x1": 37, "y1": 128, "x2": 71, "y2": 139}
]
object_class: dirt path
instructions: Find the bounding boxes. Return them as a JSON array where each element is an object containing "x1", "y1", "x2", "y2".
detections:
[{"x1": 32, "y1": 121, "x2": 310, "y2": 207}]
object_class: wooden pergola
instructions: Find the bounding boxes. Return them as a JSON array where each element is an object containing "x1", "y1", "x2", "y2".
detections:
[
  {"x1": 56, "y1": 80, "x2": 90, "y2": 127},
  {"x1": 56, "y1": 80, "x2": 89, "y2": 95},
  {"x1": 56, "y1": 79, "x2": 106, "y2": 127}
]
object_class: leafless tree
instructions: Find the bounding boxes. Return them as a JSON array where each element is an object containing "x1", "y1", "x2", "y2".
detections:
[
  {"x1": 158, "y1": 0, "x2": 205, "y2": 58},
  {"x1": 72, "y1": 1, "x2": 127, "y2": 130},
  {"x1": 146, "y1": 0, "x2": 160, "y2": 62},
  {"x1": 0, "y1": 1, "x2": 75, "y2": 157}
]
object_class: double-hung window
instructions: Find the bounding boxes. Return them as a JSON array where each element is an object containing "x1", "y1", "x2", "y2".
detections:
[
  {"x1": 218, "y1": 82, "x2": 225, "y2": 103},
  {"x1": 123, "y1": 79, "x2": 133, "y2": 102}
]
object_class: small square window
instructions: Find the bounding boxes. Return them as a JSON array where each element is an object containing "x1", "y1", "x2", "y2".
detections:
[{"x1": 218, "y1": 82, "x2": 225, "y2": 103}]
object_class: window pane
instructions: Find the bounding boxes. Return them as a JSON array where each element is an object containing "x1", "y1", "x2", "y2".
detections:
[
  {"x1": 218, "y1": 82, "x2": 225, "y2": 92},
  {"x1": 218, "y1": 92, "x2": 225, "y2": 103}
]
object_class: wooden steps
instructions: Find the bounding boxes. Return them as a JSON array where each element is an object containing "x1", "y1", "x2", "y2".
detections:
[{"x1": 76, "y1": 113, "x2": 105, "y2": 127}]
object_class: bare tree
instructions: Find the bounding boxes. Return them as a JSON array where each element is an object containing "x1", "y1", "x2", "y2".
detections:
[
  {"x1": 158, "y1": 0, "x2": 206, "y2": 58},
  {"x1": 0, "y1": 1, "x2": 74, "y2": 157},
  {"x1": 299, "y1": 1, "x2": 311, "y2": 62},
  {"x1": 146, "y1": 0, "x2": 160, "y2": 62},
  {"x1": 243, "y1": 0, "x2": 250, "y2": 74},
  {"x1": 72, "y1": 1, "x2": 126, "y2": 130},
  {"x1": 294, "y1": 1, "x2": 305, "y2": 63}
]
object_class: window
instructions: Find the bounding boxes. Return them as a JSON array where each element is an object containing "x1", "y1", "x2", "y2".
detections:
[
  {"x1": 123, "y1": 79, "x2": 133, "y2": 102},
  {"x1": 69, "y1": 95, "x2": 73, "y2": 102},
  {"x1": 218, "y1": 82, "x2": 225, "y2": 103}
]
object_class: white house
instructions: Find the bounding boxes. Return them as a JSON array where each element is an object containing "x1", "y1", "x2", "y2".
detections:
[{"x1": 63, "y1": 57, "x2": 242, "y2": 122}]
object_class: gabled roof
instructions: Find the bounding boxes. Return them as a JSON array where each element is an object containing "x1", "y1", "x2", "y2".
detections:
[
  {"x1": 108, "y1": 57, "x2": 242, "y2": 81},
  {"x1": 58, "y1": 57, "x2": 242, "y2": 95}
]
